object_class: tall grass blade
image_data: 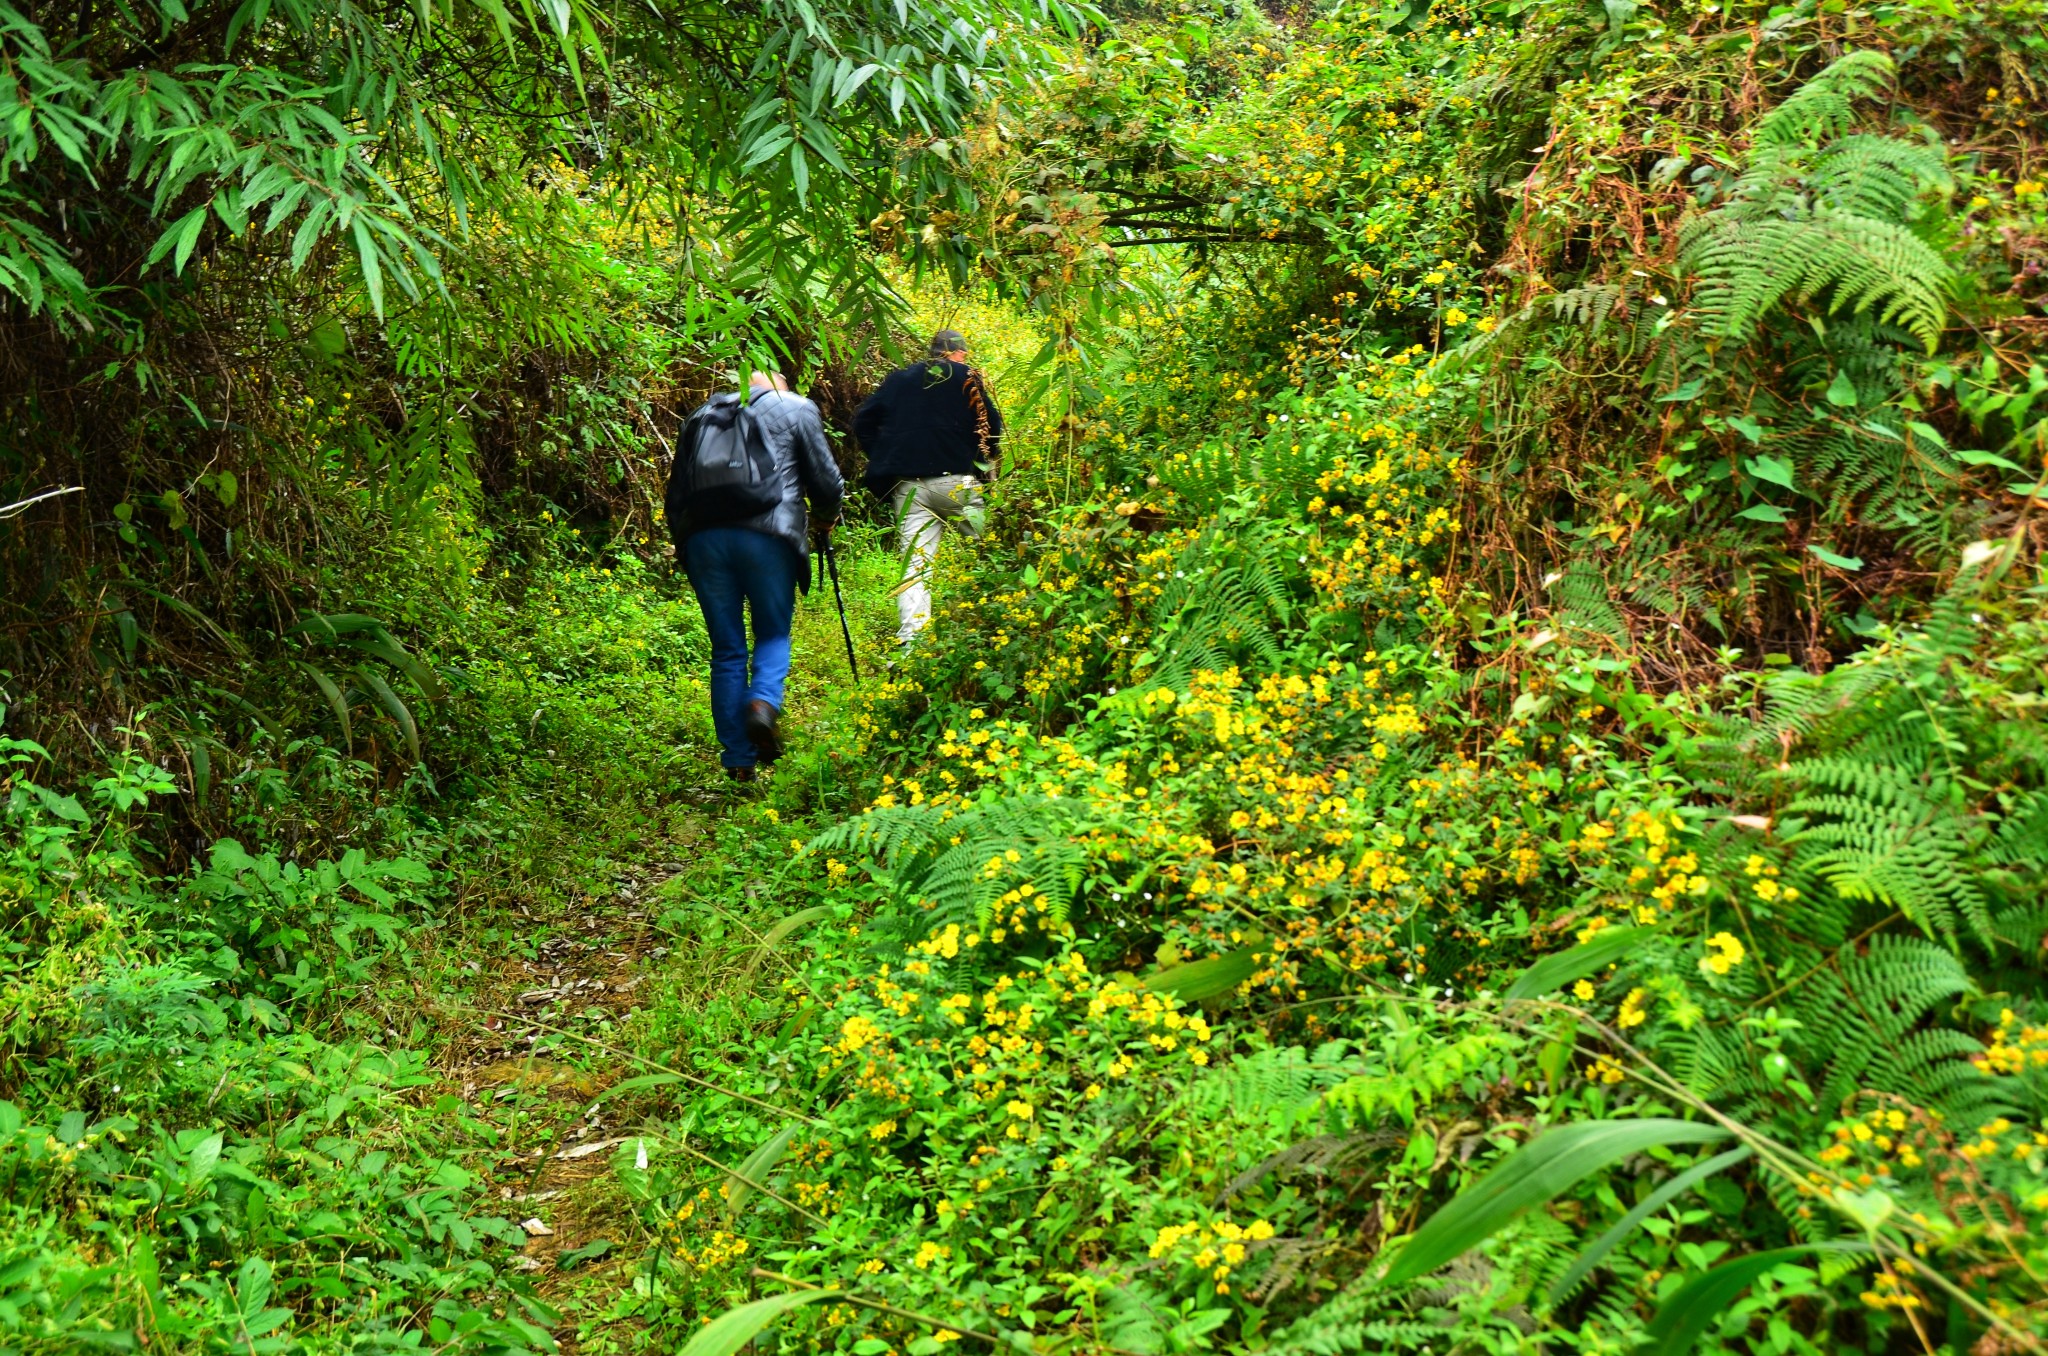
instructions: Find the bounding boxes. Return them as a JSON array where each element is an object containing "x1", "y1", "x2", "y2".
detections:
[
  {"x1": 296, "y1": 661, "x2": 353, "y2": 747},
  {"x1": 725, "y1": 1123, "x2": 799, "y2": 1223},
  {"x1": 1548, "y1": 1146, "x2": 1753, "y2": 1302},
  {"x1": 1383, "y1": 1119, "x2": 1733, "y2": 1286},
  {"x1": 745, "y1": 904, "x2": 831, "y2": 979},
  {"x1": 1142, "y1": 947, "x2": 1255, "y2": 1001},
  {"x1": 1504, "y1": 926, "x2": 1649, "y2": 1001},
  {"x1": 359, "y1": 668, "x2": 422, "y2": 761},
  {"x1": 1645, "y1": 1243, "x2": 1871, "y2": 1352},
  {"x1": 679, "y1": 1288, "x2": 842, "y2": 1356}
]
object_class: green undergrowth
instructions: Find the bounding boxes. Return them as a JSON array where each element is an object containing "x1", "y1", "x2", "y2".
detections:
[
  {"x1": 6, "y1": 0, "x2": 2048, "y2": 1348},
  {"x1": 0, "y1": 526, "x2": 902, "y2": 1354}
]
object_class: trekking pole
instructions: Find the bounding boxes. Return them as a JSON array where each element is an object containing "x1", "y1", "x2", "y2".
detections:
[{"x1": 823, "y1": 542, "x2": 859, "y2": 679}]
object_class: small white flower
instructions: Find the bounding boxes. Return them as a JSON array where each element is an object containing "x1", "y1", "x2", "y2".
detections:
[{"x1": 635, "y1": 1139, "x2": 649, "y2": 1171}]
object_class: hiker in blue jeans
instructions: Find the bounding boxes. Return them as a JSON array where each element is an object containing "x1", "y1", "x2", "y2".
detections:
[{"x1": 667, "y1": 372, "x2": 843, "y2": 781}]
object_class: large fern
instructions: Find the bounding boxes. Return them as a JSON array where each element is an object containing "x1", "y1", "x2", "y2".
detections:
[
  {"x1": 1792, "y1": 935, "x2": 1984, "y2": 1113},
  {"x1": 1681, "y1": 53, "x2": 1953, "y2": 353},
  {"x1": 806, "y1": 793, "x2": 1099, "y2": 931},
  {"x1": 1688, "y1": 583, "x2": 2047, "y2": 1124}
]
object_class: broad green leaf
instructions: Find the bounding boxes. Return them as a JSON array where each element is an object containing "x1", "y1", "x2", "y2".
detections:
[
  {"x1": 31, "y1": 784, "x2": 91, "y2": 823},
  {"x1": 186, "y1": 738, "x2": 211, "y2": 802},
  {"x1": 1825, "y1": 369, "x2": 1859, "y2": 407},
  {"x1": 1141, "y1": 947, "x2": 1255, "y2": 1001},
  {"x1": 1735, "y1": 504, "x2": 1790, "y2": 523},
  {"x1": 1744, "y1": 455, "x2": 1794, "y2": 489},
  {"x1": 1645, "y1": 1243, "x2": 1869, "y2": 1352},
  {"x1": 1725, "y1": 415, "x2": 1763, "y2": 443},
  {"x1": 1904, "y1": 420, "x2": 1949, "y2": 450},
  {"x1": 131, "y1": 1235, "x2": 169, "y2": 1337},
  {"x1": 1955, "y1": 447, "x2": 2023, "y2": 472},
  {"x1": 1383, "y1": 1119, "x2": 1732, "y2": 1286},
  {"x1": 680, "y1": 1289, "x2": 844, "y2": 1356},
  {"x1": 556, "y1": 1238, "x2": 613, "y2": 1269},
  {"x1": 1503, "y1": 927, "x2": 1647, "y2": 1001},
  {"x1": 186, "y1": 1132, "x2": 224, "y2": 1189},
  {"x1": 1807, "y1": 544, "x2": 1863, "y2": 570},
  {"x1": 1549, "y1": 1146, "x2": 1751, "y2": 1301},
  {"x1": 1832, "y1": 1185, "x2": 1894, "y2": 1233}
]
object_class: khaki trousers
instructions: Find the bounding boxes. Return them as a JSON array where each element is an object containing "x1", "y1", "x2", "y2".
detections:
[{"x1": 891, "y1": 474, "x2": 984, "y2": 642}]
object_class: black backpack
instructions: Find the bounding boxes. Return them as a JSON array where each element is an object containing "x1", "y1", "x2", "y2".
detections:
[{"x1": 665, "y1": 394, "x2": 779, "y2": 539}]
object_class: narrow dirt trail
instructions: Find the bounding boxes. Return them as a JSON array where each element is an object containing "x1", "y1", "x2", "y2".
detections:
[{"x1": 425, "y1": 548, "x2": 892, "y2": 1350}]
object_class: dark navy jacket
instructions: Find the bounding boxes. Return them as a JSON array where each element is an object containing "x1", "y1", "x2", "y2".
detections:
[{"x1": 852, "y1": 359, "x2": 1004, "y2": 493}]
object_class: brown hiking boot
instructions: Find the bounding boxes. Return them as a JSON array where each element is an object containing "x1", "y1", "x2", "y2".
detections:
[
  {"x1": 724, "y1": 765, "x2": 757, "y2": 783},
  {"x1": 742, "y1": 700, "x2": 783, "y2": 764}
]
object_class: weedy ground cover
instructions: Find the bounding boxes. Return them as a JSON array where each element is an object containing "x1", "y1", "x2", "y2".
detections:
[{"x1": 5, "y1": 0, "x2": 2048, "y2": 1349}]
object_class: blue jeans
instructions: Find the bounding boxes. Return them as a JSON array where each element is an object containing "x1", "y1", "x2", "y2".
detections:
[{"x1": 684, "y1": 528, "x2": 800, "y2": 768}]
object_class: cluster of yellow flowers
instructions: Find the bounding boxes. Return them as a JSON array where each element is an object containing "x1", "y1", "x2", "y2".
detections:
[
  {"x1": 1701, "y1": 931, "x2": 1746, "y2": 977},
  {"x1": 1859, "y1": 1266, "x2": 1926, "y2": 1313},
  {"x1": 1302, "y1": 436, "x2": 1456, "y2": 604},
  {"x1": 1147, "y1": 1217, "x2": 1278, "y2": 1294},
  {"x1": 1584, "y1": 1054, "x2": 1628, "y2": 1084},
  {"x1": 1741, "y1": 852, "x2": 1800, "y2": 905},
  {"x1": 1972, "y1": 1008, "x2": 2048, "y2": 1076},
  {"x1": 1818, "y1": 1106, "x2": 1925, "y2": 1175},
  {"x1": 1956, "y1": 1116, "x2": 2048, "y2": 1173},
  {"x1": 657, "y1": 1188, "x2": 752, "y2": 1271}
]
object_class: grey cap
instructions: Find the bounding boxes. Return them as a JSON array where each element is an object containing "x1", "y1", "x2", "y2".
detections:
[{"x1": 928, "y1": 328, "x2": 968, "y2": 357}]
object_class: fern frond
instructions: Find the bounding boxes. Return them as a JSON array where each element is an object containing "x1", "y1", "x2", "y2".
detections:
[{"x1": 1751, "y1": 50, "x2": 1896, "y2": 149}]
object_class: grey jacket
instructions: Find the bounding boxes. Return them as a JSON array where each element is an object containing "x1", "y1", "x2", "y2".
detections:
[{"x1": 676, "y1": 385, "x2": 844, "y2": 590}]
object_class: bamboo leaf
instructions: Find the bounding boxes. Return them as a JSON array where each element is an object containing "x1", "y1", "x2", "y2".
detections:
[
  {"x1": 1645, "y1": 1243, "x2": 1870, "y2": 1352},
  {"x1": 1383, "y1": 1119, "x2": 1733, "y2": 1286},
  {"x1": 186, "y1": 738, "x2": 212, "y2": 803},
  {"x1": 1503, "y1": 927, "x2": 1648, "y2": 1001},
  {"x1": 344, "y1": 633, "x2": 445, "y2": 702},
  {"x1": 586, "y1": 1072, "x2": 683, "y2": 1109},
  {"x1": 351, "y1": 216, "x2": 384, "y2": 316},
  {"x1": 679, "y1": 1290, "x2": 843, "y2": 1356},
  {"x1": 288, "y1": 611, "x2": 389, "y2": 639},
  {"x1": 127, "y1": 583, "x2": 247, "y2": 657},
  {"x1": 1141, "y1": 947, "x2": 1255, "y2": 1001},
  {"x1": 1548, "y1": 1146, "x2": 1753, "y2": 1301},
  {"x1": 744, "y1": 905, "x2": 832, "y2": 980},
  {"x1": 296, "y1": 661, "x2": 353, "y2": 747},
  {"x1": 358, "y1": 668, "x2": 421, "y2": 761},
  {"x1": 725, "y1": 1123, "x2": 799, "y2": 1223}
]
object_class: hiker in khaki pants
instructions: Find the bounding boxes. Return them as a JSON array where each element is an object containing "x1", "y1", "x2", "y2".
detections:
[{"x1": 853, "y1": 329, "x2": 1004, "y2": 644}]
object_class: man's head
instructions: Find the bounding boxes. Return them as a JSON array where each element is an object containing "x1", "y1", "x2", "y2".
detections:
[
  {"x1": 749, "y1": 370, "x2": 791, "y2": 392},
  {"x1": 927, "y1": 329, "x2": 969, "y2": 362}
]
